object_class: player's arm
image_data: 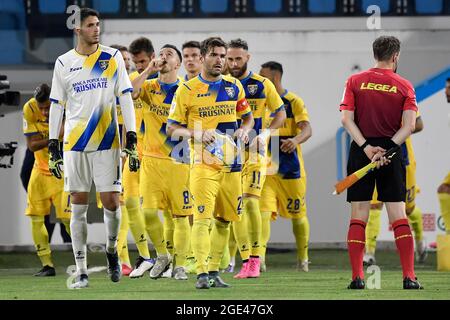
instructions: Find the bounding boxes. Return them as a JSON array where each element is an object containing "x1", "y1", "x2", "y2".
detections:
[
  {"x1": 26, "y1": 133, "x2": 48, "y2": 152},
  {"x1": 413, "y1": 116, "x2": 423, "y2": 134},
  {"x1": 391, "y1": 110, "x2": 416, "y2": 146},
  {"x1": 266, "y1": 81, "x2": 286, "y2": 131},
  {"x1": 280, "y1": 121, "x2": 312, "y2": 154},
  {"x1": 131, "y1": 59, "x2": 164, "y2": 99}
]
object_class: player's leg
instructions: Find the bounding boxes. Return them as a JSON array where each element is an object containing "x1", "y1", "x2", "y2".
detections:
[
  {"x1": 163, "y1": 210, "x2": 175, "y2": 257},
  {"x1": 190, "y1": 166, "x2": 221, "y2": 289},
  {"x1": 437, "y1": 172, "x2": 450, "y2": 234},
  {"x1": 259, "y1": 175, "x2": 278, "y2": 273},
  {"x1": 185, "y1": 215, "x2": 196, "y2": 273},
  {"x1": 279, "y1": 176, "x2": 309, "y2": 271},
  {"x1": 364, "y1": 188, "x2": 382, "y2": 266},
  {"x1": 168, "y1": 163, "x2": 193, "y2": 280},
  {"x1": 94, "y1": 149, "x2": 125, "y2": 283},
  {"x1": 240, "y1": 161, "x2": 266, "y2": 275},
  {"x1": 227, "y1": 225, "x2": 238, "y2": 272},
  {"x1": 117, "y1": 203, "x2": 132, "y2": 276},
  {"x1": 140, "y1": 157, "x2": 170, "y2": 279},
  {"x1": 64, "y1": 151, "x2": 91, "y2": 288},
  {"x1": 208, "y1": 171, "x2": 245, "y2": 287},
  {"x1": 123, "y1": 157, "x2": 153, "y2": 276}
]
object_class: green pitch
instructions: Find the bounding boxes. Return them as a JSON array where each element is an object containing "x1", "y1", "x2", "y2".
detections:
[{"x1": 0, "y1": 249, "x2": 449, "y2": 300}]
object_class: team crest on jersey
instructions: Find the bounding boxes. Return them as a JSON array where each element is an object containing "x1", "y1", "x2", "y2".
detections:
[
  {"x1": 198, "y1": 205, "x2": 205, "y2": 213},
  {"x1": 99, "y1": 60, "x2": 109, "y2": 70},
  {"x1": 247, "y1": 84, "x2": 258, "y2": 95},
  {"x1": 225, "y1": 87, "x2": 235, "y2": 98}
]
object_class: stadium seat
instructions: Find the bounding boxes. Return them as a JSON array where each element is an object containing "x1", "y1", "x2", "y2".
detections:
[
  {"x1": 254, "y1": 0, "x2": 282, "y2": 13},
  {"x1": 93, "y1": 0, "x2": 120, "y2": 13},
  {"x1": 361, "y1": 0, "x2": 390, "y2": 14},
  {"x1": 200, "y1": 0, "x2": 228, "y2": 13},
  {"x1": 146, "y1": 0, "x2": 174, "y2": 14},
  {"x1": 415, "y1": 0, "x2": 443, "y2": 14},
  {"x1": 38, "y1": 0, "x2": 67, "y2": 14},
  {"x1": 308, "y1": 0, "x2": 336, "y2": 14}
]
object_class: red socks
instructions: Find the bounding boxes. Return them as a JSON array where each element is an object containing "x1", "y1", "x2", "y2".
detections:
[
  {"x1": 347, "y1": 219, "x2": 366, "y2": 280},
  {"x1": 392, "y1": 218, "x2": 416, "y2": 279}
]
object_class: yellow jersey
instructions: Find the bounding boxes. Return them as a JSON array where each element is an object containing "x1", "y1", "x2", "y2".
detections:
[
  {"x1": 238, "y1": 72, "x2": 284, "y2": 133},
  {"x1": 22, "y1": 98, "x2": 51, "y2": 175},
  {"x1": 168, "y1": 74, "x2": 252, "y2": 172},
  {"x1": 139, "y1": 78, "x2": 189, "y2": 163},
  {"x1": 401, "y1": 111, "x2": 421, "y2": 168},
  {"x1": 267, "y1": 90, "x2": 309, "y2": 179}
]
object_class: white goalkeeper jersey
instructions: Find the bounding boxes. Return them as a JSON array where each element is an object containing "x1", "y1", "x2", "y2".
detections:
[{"x1": 50, "y1": 44, "x2": 133, "y2": 152}]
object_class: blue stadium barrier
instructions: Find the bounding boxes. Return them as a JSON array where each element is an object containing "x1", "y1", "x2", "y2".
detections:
[
  {"x1": 93, "y1": 0, "x2": 120, "y2": 13},
  {"x1": 38, "y1": 0, "x2": 67, "y2": 14},
  {"x1": 308, "y1": 0, "x2": 336, "y2": 14},
  {"x1": 0, "y1": 0, "x2": 26, "y2": 29},
  {"x1": 200, "y1": 0, "x2": 228, "y2": 13},
  {"x1": 146, "y1": 0, "x2": 174, "y2": 14},
  {"x1": 415, "y1": 0, "x2": 443, "y2": 14},
  {"x1": 0, "y1": 30, "x2": 24, "y2": 64},
  {"x1": 254, "y1": 0, "x2": 282, "y2": 13},
  {"x1": 336, "y1": 65, "x2": 450, "y2": 180},
  {"x1": 361, "y1": 0, "x2": 390, "y2": 14}
]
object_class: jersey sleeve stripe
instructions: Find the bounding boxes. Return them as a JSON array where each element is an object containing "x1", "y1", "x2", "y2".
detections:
[
  {"x1": 241, "y1": 111, "x2": 252, "y2": 118},
  {"x1": 24, "y1": 132, "x2": 39, "y2": 136},
  {"x1": 57, "y1": 58, "x2": 64, "y2": 67},
  {"x1": 121, "y1": 88, "x2": 133, "y2": 94}
]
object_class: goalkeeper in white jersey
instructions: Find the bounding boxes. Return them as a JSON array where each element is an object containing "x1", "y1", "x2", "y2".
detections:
[{"x1": 48, "y1": 8, "x2": 139, "y2": 289}]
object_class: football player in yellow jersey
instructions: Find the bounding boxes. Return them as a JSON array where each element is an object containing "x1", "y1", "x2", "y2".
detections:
[
  {"x1": 259, "y1": 61, "x2": 312, "y2": 272},
  {"x1": 167, "y1": 37, "x2": 254, "y2": 289},
  {"x1": 181, "y1": 40, "x2": 203, "y2": 273},
  {"x1": 132, "y1": 44, "x2": 193, "y2": 280},
  {"x1": 182, "y1": 40, "x2": 202, "y2": 81},
  {"x1": 364, "y1": 115, "x2": 425, "y2": 265},
  {"x1": 437, "y1": 78, "x2": 450, "y2": 234},
  {"x1": 226, "y1": 39, "x2": 286, "y2": 279},
  {"x1": 23, "y1": 84, "x2": 71, "y2": 276},
  {"x1": 116, "y1": 37, "x2": 161, "y2": 278}
]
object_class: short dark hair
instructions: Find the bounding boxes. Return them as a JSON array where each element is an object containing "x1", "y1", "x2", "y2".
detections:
[
  {"x1": 129, "y1": 37, "x2": 154, "y2": 56},
  {"x1": 261, "y1": 61, "x2": 283, "y2": 76},
  {"x1": 447, "y1": 77, "x2": 450, "y2": 82},
  {"x1": 373, "y1": 36, "x2": 401, "y2": 62},
  {"x1": 34, "y1": 84, "x2": 51, "y2": 103},
  {"x1": 79, "y1": 7, "x2": 99, "y2": 25},
  {"x1": 161, "y1": 44, "x2": 182, "y2": 62},
  {"x1": 110, "y1": 44, "x2": 128, "y2": 52},
  {"x1": 228, "y1": 38, "x2": 249, "y2": 51},
  {"x1": 200, "y1": 37, "x2": 227, "y2": 56},
  {"x1": 182, "y1": 41, "x2": 201, "y2": 51}
]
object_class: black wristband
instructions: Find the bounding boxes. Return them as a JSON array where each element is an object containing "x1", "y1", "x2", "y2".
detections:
[
  {"x1": 360, "y1": 141, "x2": 369, "y2": 150},
  {"x1": 48, "y1": 139, "x2": 59, "y2": 153},
  {"x1": 388, "y1": 139, "x2": 399, "y2": 149}
]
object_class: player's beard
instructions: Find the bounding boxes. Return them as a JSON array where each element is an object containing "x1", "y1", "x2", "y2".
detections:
[{"x1": 230, "y1": 63, "x2": 247, "y2": 79}]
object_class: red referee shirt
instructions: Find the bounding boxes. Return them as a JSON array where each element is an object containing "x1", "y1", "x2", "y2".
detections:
[{"x1": 340, "y1": 68, "x2": 418, "y2": 138}]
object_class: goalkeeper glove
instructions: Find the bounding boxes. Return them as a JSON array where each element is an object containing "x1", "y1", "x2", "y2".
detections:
[
  {"x1": 123, "y1": 131, "x2": 140, "y2": 172},
  {"x1": 48, "y1": 139, "x2": 63, "y2": 179}
]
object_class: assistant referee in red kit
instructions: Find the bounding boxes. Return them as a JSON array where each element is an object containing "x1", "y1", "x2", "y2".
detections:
[{"x1": 340, "y1": 35, "x2": 422, "y2": 290}]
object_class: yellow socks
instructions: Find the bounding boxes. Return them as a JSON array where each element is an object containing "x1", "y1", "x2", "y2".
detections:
[
  {"x1": 232, "y1": 211, "x2": 250, "y2": 261},
  {"x1": 192, "y1": 219, "x2": 211, "y2": 275},
  {"x1": 127, "y1": 197, "x2": 150, "y2": 259},
  {"x1": 143, "y1": 208, "x2": 167, "y2": 255},
  {"x1": 209, "y1": 219, "x2": 230, "y2": 273},
  {"x1": 245, "y1": 197, "x2": 262, "y2": 256},
  {"x1": 173, "y1": 216, "x2": 190, "y2": 268},
  {"x1": 365, "y1": 208, "x2": 381, "y2": 255},
  {"x1": 117, "y1": 205, "x2": 131, "y2": 266},
  {"x1": 260, "y1": 211, "x2": 272, "y2": 259},
  {"x1": 292, "y1": 216, "x2": 310, "y2": 262},
  {"x1": 163, "y1": 210, "x2": 175, "y2": 256},
  {"x1": 30, "y1": 215, "x2": 53, "y2": 267},
  {"x1": 438, "y1": 193, "x2": 450, "y2": 234},
  {"x1": 408, "y1": 206, "x2": 424, "y2": 241}
]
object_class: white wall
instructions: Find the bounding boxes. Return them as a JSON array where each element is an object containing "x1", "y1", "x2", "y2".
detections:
[{"x1": 0, "y1": 17, "x2": 449, "y2": 245}]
